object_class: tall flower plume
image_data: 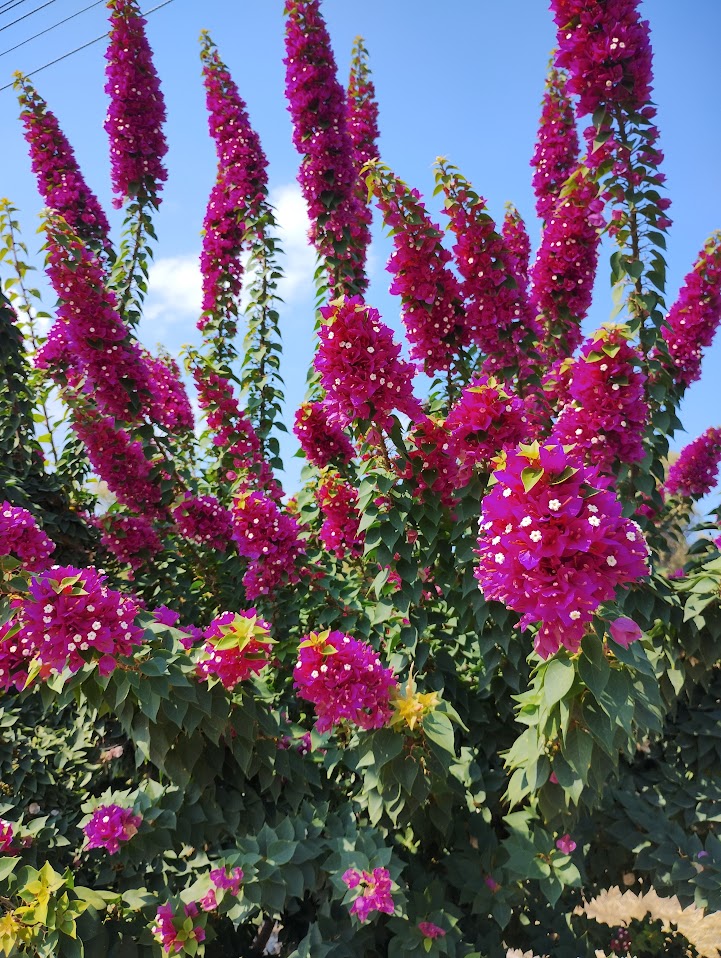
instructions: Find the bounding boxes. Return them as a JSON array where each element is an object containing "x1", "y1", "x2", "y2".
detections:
[
  {"x1": 231, "y1": 491, "x2": 305, "y2": 600},
  {"x1": 315, "y1": 296, "x2": 422, "y2": 430},
  {"x1": 652, "y1": 233, "x2": 721, "y2": 390},
  {"x1": 370, "y1": 165, "x2": 466, "y2": 375},
  {"x1": 476, "y1": 443, "x2": 649, "y2": 658},
  {"x1": 199, "y1": 33, "x2": 269, "y2": 328},
  {"x1": 293, "y1": 401, "x2": 355, "y2": 469},
  {"x1": 16, "y1": 76, "x2": 110, "y2": 247},
  {"x1": 551, "y1": 325, "x2": 648, "y2": 474},
  {"x1": 501, "y1": 204, "x2": 531, "y2": 290},
  {"x1": 531, "y1": 66, "x2": 579, "y2": 222},
  {"x1": 345, "y1": 35, "x2": 379, "y2": 274},
  {"x1": 664, "y1": 428, "x2": 721, "y2": 499},
  {"x1": 529, "y1": 171, "x2": 604, "y2": 362},
  {"x1": 0, "y1": 503, "x2": 55, "y2": 572},
  {"x1": 104, "y1": 0, "x2": 168, "y2": 208},
  {"x1": 284, "y1": 0, "x2": 368, "y2": 295},
  {"x1": 316, "y1": 471, "x2": 364, "y2": 559}
]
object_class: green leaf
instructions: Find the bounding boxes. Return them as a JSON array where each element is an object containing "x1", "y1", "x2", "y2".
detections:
[{"x1": 542, "y1": 657, "x2": 575, "y2": 708}]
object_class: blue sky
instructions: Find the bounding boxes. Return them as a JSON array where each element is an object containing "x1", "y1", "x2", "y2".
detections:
[{"x1": 1, "y1": 0, "x2": 720, "y2": 499}]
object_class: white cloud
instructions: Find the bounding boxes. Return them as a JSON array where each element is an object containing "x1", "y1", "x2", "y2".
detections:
[
  {"x1": 142, "y1": 254, "x2": 203, "y2": 342},
  {"x1": 270, "y1": 182, "x2": 315, "y2": 304}
]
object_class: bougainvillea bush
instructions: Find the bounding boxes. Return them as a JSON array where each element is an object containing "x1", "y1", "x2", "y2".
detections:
[{"x1": 1, "y1": 1, "x2": 721, "y2": 956}]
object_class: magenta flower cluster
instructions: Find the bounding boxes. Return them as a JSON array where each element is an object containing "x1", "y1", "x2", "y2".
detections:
[
  {"x1": 171, "y1": 494, "x2": 232, "y2": 551},
  {"x1": 231, "y1": 491, "x2": 305, "y2": 600},
  {"x1": 609, "y1": 616, "x2": 642, "y2": 648},
  {"x1": 502, "y1": 205, "x2": 531, "y2": 289},
  {"x1": 445, "y1": 377, "x2": 531, "y2": 483},
  {"x1": 83, "y1": 804, "x2": 141, "y2": 854},
  {"x1": 342, "y1": 867, "x2": 394, "y2": 922},
  {"x1": 373, "y1": 173, "x2": 465, "y2": 375},
  {"x1": 152, "y1": 902, "x2": 205, "y2": 955},
  {"x1": 73, "y1": 410, "x2": 163, "y2": 515},
  {"x1": 97, "y1": 513, "x2": 162, "y2": 570},
  {"x1": 17, "y1": 79, "x2": 110, "y2": 246},
  {"x1": 664, "y1": 428, "x2": 721, "y2": 499},
  {"x1": 0, "y1": 819, "x2": 14, "y2": 852},
  {"x1": 145, "y1": 352, "x2": 194, "y2": 434},
  {"x1": 345, "y1": 38, "x2": 379, "y2": 279},
  {"x1": 293, "y1": 630, "x2": 397, "y2": 732},
  {"x1": 39, "y1": 217, "x2": 150, "y2": 422},
  {"x1": 0, "y1": 565, "x2": 143, "y2": 690},
  {"x1": 551, "y1": 0, "x2": 653, "y2": 117},
  {"x1": 104, "y1": 0, "x2": 168, "y2": 207},
  {"x1": 653, "y1": 235, "x2": 721, "y2": 389},
  {"x1": 0, "y1": 502, "x2": 55, "y2": 571},
  {"x1": 418, "y1": 922, "x2": 446, "y2": 940},
  {"x1": 551, "y1": 326, "x2": 648, "y2": 474},
  {"x1": 530, "y1": 174, "x2": 605, "y2": 361},
  {"x1": 401, "y1": 417, "x2": 459, "y2": 508},
  {"x1": 293, "y1": 401, "x2": 355, "y2": 469},
  {"x1": 315, "y1": 297, "x2": 421, "y2": 430},
  {"x1": 531, "y1": 68, "x2": 579, "y2": 222},
  {"x1": 196, "y1": 611, "x2": 273, "y2": 690},
  {"x1": 475, "y1": 444, "x2": 650, "y2": 658},
  {"x1": 316, "y1": 471, "x2": 364, "y2": 559},
  {"x1": 284, "y1": 0, "x2": 368, "y2": 294},
  {"x1": 199, "y1": 35, "x2": 268, "y2": 323}
]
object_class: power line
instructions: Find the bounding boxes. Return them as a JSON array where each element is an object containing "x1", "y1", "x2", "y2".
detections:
[
  {"x1": 0, "y1": 0, "x2": 59, "y2": 34},
  {"x1": 0, "y1": 0, "x2": 175, "y2": 92},
  {"x1": 0, "y1": 1, "x2": 106, "y2": 59},
  {"x1": 0, "y1": 0, "x2": 36, "y2": 18}
]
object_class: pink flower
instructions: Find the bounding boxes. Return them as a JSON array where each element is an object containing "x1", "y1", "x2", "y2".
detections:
[
  {"x1": 0, "y1": 565, "x2": 144, "y2": 689},
  {"x1": 550, "y1": 325, "x2": 648, "y2": 474},
  {"x1": 144, "y1": 352, "x2": 194, "y2": 433},
  {"x1": 418, "y1": 922, "x2": 446, "y2": 939},
  {"x1": 664, "y1": 428, "x2": 721, "y2": 498},
  {"x1": 342, "y1": 867, "x2": 394, "y2": 922},
  {"x1": 104, "y1": 0, "x2": 168, "y2": 207},
  {"x1": 401, "y1": 418, "x2": 460, "y2": 507},
  {"x1": 210, "y1": 866, "x2": 244, "y2": 896},
  {"x1": 172, "y1": 494, "x2": 233, "y2": 551},
  {"x1": 485, "y1": 875, "x2": 501, "y2": 892},
  {"x1": 97, "y1": 514, "x2": 162, "y2": 570},
  {"x1": 0, "y1": 819, "x2": 14, "y2": 852},
  {"x1": 315, "y1": 296, "x2": 422, "y2": 431},
  {"x1": 608, "y1": 616, "x2": 642, "y2": 648},
  {"x1": 0, "y1": 503, "x2": 55, "y2": 571},
  {"x1": 199, "y1": 889, "x2": 218, "y2": 912},
  {"x1": 83, "y1": 804, "x2": 141, "y2": 854},
  {"x1": 293, "y1": 401, "x2": 355, "y2": 469},
  {"x1": 16, "y1": 77, "x2": 110, "y2": 249},
  {"x1": 531, "y1": 67, "x2": 580, "y2": 222},
  {"x1": 316, "y1": 472, "x2": 364, "y2": 560},
  {"x1": 475, "y1": 444, "x2": 650, "y2": 658},
  {"x1": 502, "y1": 204, "x2": 531, "y2": 290},
  {"x1": 231, "y1": 491, "x2": 305, "y2": 600},
  {"x1": 294, "y1": 630, "x2": 397, "y2": 733},
  {"x1": 196, "y1": 611, "x2": 273, "y2": 690},
  {"x1": 151, "y1": 902, "x2": 205, "y2": 955},
  {"x1": 556, "y1": 833, "x2": 577, "y2": 855}
]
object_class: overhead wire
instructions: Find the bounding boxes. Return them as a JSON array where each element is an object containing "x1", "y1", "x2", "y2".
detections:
[
  {"x1": 0, "y1": 0, "x2": 175, "y2": 92},
  {"x1": 0, "y1": 1, "x2": 106, "y2": 59},
  {"x1": 0, "y1": 0, "x2": 59, "y2": 33},
  {"x1": 0, "y1": 0, "x2": 36, "y2": 18}
]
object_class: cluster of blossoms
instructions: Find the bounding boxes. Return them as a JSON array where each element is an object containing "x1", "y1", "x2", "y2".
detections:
[
  {"x1": 530, "y1": 173, "x2": 605, "y2": 361},
  {"x1": 551, "y1": 326, "x2": 648, "y2": 474},
  {"x1": 530, "y1": 67, "x2": 579, "y2": 222},
  {"x1": 73, "y1": 410, "x2": 163, "y2": 515},
  {"x1": 83, "y1": 804, "x2": 141, "y2": 854},
  {"x1": 316, "y1": 471, "x2": 364, "y2": 559},
  {"x1": 171, "y1": 494, "x2": 232, "y2": 551},
  {"x1": 502, "y1": 204, "x2": 531, "y2": 289},
  {"x1": 145, "y1": 352, "x2": 194, "y2": 433},
  {"x1": 342, "y1": 867, "x2": 394, "y2": 923},
  {"x1": 0, "y1": 566, "x2": 144, "y2": 690},
  {"x1": 193, "y1": 365, "x2": 282, "y2": 500},
  {"x1": 153, "y1": 605, "x2": 202, "y2": 649},
  {"x1": 104, "y1": 0, "x2": 168, "y2": 206},
  {"x1": 199, "y1": 34, "x2": 269, "y2": 325},
  {"x1": 371, "y1": 169, "x2": 465, "y2": 375},
  {"x1": 0, "y1": 503, "x2": 55, "y2": 571},
  {"x1": 97, "y1": 513, "x2": 162, "y2": 570},
  {"x1": 475, "y1": 444, "x2": 650, "y2": 658},
  {"x1": 315, "y1": 297, "x2": 421, "y2": 430},
  {"x1": 0, "y1": 819, "x2": 14, "y2": 852},
  {"x1": 344, "y1": 36, "x2": 378, "y2": 278},
  {"x1": 445, "y1": 377, "x2": 531, "y2": 483},
  {"x1": 652, "y1": 234, "x2": 721, "y2": 389},
  {"x1": 293, "y1": 630, "x2": 397, "y2": 732},
  {"x1": 664, "y1": 428, "x2": 721, "y2": 499},
  {"x1": 39, "y1": 217, "x2": 150, "y2": 422},
  {"x1": 418, "y1": 922, "x2": 446, "y2": 940},
  {"x1": 196, "y1": 611, "x2": 273, "y2": 690},
  {"x1": 401, "y1": 418, "x2": 459, "y2": 507},
  {"x1": 293, "y1": 401, "x2": 355, "y2": 469},
  {"x1": 152, "y1": 902, "x2": 205, "y2": 955},
  {"x1": 16, "y1": 79, "x2": 110, "y2": 246},
  {"x1": 199, "y1": 866, "x2": 244, "y2": 911},
  {"x1": 440, "y1": 168, "x2": 539, "y2": 376},
  {"x1": 284, "y1": 0, "x2": 368, "y2": 294},
  {"x1": 231, "y1": 492, "x2": 305, "y2": 600},
  {"x1": 551, "y1": 0, "x2": 653, "y2": 117}
]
